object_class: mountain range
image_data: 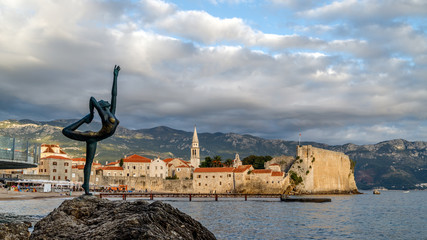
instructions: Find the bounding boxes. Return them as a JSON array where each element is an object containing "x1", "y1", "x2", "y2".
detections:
[{"x1": 0, "y1": 119, "x2": 426, "y2": 190}]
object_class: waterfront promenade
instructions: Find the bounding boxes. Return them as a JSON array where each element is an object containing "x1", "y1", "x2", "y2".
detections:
[{"x1": 0, "y1": 188, "x2": 81, "y2": 201}]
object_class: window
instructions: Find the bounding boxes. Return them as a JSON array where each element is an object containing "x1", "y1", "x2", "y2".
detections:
[
  {"x1": 53, "y1": 162, "x2": 57, "y2": 166},
  {"x1": 58, "y1": 176, "x2": 61, "y2": 180},
  {"x1": 147, "y1": 166, "x2": 150, "y2": 169},
  {"x1": 53, "y1": 176, "x2": 55, "y2": 180},
  {"x1": 198, "y1": 183, "x2": 201, "y2": 186},
  {"x1": 205, "y1": 176, "x2": 208, "y2": 178},
  {"x1": 213, "y1": 176, "x2": 215, "y2": 178},
  {"x1": 64, "y1": 162, "x2": 69, "y2": 166},
  {"x1": 133, "y1": 166, "x2": 136, "y2": 170},
  {"x1": 65, "y1": 176, "x2": 67, "y2": 180},
  {"x1": 53, "y1": 169, "x2": 57, "y2": 172},
  {"x1": 44, "y1": 169, "x2": 47, "y2": 172},
  {"x1": 220, "y1": 175, "x2": 222, "y2": 178},
  {"x1": 108, "y1": 172, "x2": 111, "y2": 176},
  {"x1": 155, "y1": 166, "x2": 158, "y2": 170},
  {"x1": 177, "y1": 168, "x2": 181, "y2": 172},
  {"x1": 197, "y1": 175, "x2": 201, "y2": 178},
  {"x1": 219, "y1": 182, "x2": 222, "y2": 185},
  {"x1": 228, "y1": 174, "x2": 231, "y2": 177},
  {"x1": 127, "y1": 166, "x2": 129, "y2": 169},
  {"x1": 65, "y1": 169, "x2": 67, "y2": 173},
  {"x1": 161, "y1": 166, "x2": 163, "y2": 170}
]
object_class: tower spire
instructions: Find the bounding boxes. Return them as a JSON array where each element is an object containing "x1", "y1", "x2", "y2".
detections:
[
  {"x1": 190, "y1": 125, "x2": 200, "y2": 168},
  {"x1": 192, "y1": 125, "x2": 199, "y2": 143}
]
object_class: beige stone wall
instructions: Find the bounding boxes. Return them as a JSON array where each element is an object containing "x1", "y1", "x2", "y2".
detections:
[
  {"x1": 235, "y1": 173, "x2": 287, "y2": 194},
  {"x1": 193, "y1": 172, "x2": 234, "y2": 193},
  {"x1": 97, "y1": 176, "x2": 193, "y2": 193},
  {"x1": 291, "y1": 145, "x2": 358, "y2": 194}
]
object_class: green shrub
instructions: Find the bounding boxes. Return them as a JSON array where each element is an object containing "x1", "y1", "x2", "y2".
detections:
[{"x1": 289, "y1": 171, "x2": 303, "y2": 185}]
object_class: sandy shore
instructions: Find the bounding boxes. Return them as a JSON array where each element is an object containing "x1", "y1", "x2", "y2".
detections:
[{"x1": 0, "y1": 189, "x2": 85, "y2": 201}]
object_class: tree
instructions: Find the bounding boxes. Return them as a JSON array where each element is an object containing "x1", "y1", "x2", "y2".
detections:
[
  {"x1": 201, "y1": 157, "x2": 213, "y2": 167},
  {"x1": 224, "y1": 159, "x2": 233, "y2": 167},
  {"x1": 212, "y1": 155, "x2": 223, "y2": 167},
  {"x1": 242, "y1": 155, "x2": 272, "y2": 169},
  {"x1": 119, "y1": 158, "x2": 124, "y2": 167}
]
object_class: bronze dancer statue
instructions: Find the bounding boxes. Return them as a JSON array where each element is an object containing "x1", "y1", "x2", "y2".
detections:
[{"x1": 62, "y1": 65, "x2": 120, "y2": 195}]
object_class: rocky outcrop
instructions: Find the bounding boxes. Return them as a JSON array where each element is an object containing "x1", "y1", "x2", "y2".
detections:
[
  {"x1": 289, "y1": 145, "x2": 359, "y2": 194},
  {"x1": 0, "y1": 222, "x2": 31, "y2": 240},
  {"x1": 30, "y1": 196, "x2": 216, "y2": 240}
]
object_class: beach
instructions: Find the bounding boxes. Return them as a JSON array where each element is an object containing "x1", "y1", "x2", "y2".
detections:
[{"x1": 0, "y1": 188, "x2": 82, "y2": 201}]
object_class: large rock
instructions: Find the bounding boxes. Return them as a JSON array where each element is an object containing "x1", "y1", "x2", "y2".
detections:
[
  {"x1": 30, "y1": 196, "x2": 216, "y2": 240},
  {"x1": 0, "y1": 222, "x2": 31, "y2": 240},
  {"x1": 290, "y1": 145, "x2": 360, "y2": 194}
]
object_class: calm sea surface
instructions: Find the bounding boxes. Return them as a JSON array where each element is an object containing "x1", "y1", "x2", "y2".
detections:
[{"x1": 0, "y1": 190, "x2": 426, "y2": 240}]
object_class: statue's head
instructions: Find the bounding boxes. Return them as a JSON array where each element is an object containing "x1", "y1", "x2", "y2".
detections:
[{"x1": 98, "y1": 100, "x2": 111, "y2": 109}]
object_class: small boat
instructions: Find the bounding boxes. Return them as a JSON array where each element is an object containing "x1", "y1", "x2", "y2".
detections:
[
  {"x1": 373, "y1": 190, "x2": 380, "y2": 194},
  {"x1": 403, "y1": 191, "x2": 409, "y2": 193}
]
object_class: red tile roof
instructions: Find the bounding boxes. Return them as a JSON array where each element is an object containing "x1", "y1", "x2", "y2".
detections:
[
  {"x1": 163, "y1": 158, "x2": 174, "y2": 163},
  {"x1": 252, "y1": 169, "x2": 272, "y2": 174},
  {"x1": 233, "y1": 165, "x2": 253, "y2": 173},
  {"x1": 42, "y1": 147, "x2": 55, "y2": 153},
  {"x1": 72, "y1": 165, "x2": 85, "y2": 170},
  {"x1": 97, "y1": 166, "x2": 123, "y2": 171},
  {"x1": 270, "y1": 163, "x2": 279, "y2": 166},
  {"x1": 107, "y1": 161, "x2": 119, "y2": 165},
  {"x1": 271, "y1": 171, "x2": 284, "y2": 177},
  {"x1": 194, "y1": 167, "x2": 234, "y2": 173},
  {"x1": 123, "y1": 154, "x2": 151, "y2": 163},
  {"x1": 41, "y1": 155, "x2": 71, "y2": 160},
  {"x1": 73, "y1": 158, "x2": 86, "y2": 162}
]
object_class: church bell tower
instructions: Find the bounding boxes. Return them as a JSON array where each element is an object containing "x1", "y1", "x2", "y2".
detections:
[{"x1": 190, "y1": 125, "x2": 200, "y2": 168}]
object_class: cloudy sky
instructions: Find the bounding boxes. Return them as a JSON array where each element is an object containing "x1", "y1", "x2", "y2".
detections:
[{"x1": 0, "y1": 0, "x2": 426, "y2": 145}]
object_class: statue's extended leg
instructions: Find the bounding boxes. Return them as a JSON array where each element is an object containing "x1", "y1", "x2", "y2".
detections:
[
  {"x1": 62, "y1": 114, "x2": 92, "y2": 141},
  {"x1": 82, "y1": 141, "x2": 97, "y2": 195}
]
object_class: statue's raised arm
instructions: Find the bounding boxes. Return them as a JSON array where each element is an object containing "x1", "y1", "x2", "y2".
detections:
[{"x1": 110, "y1": 65, "x2": 120, "y2": 115}]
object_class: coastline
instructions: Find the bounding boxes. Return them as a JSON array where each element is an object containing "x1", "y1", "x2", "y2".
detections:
[{"x1": 0, "y1": 189, "x2": 83, "y2": 201}]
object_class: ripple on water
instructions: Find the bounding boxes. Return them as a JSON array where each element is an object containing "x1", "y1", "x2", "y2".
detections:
[{"x1": 0, "y1": 191, "x2": 426, "y2": 239}]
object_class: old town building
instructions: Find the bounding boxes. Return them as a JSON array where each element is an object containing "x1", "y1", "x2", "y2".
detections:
[
  {"x1": 193, "y1": 167, "x2": 235, "y2": 193},
  {"x1": 150, "y1": 157, "x2": 167, "y2": 178},
  {"x1": 164, "y1": 158, "x2": 192, "y2": 179},
  {"x1": 122, "y1": 154, "x2": 151, "y2": 177}
]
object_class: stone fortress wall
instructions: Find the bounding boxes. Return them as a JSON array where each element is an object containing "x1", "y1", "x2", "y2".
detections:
[{"x1": 290, "y1": 145, "x2": 358, "y2": 194}]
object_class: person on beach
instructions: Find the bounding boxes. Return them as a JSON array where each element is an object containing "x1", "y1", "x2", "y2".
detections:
[{"x1": 62, "y1": 65, "x2": 120, "y2": 195}]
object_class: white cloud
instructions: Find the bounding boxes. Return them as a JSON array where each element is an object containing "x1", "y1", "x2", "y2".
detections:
[{"x1": 0, "y1": 0, "x2": 426, "y2": 144}]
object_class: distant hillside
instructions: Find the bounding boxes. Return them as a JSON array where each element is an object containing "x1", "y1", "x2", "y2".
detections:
[{"x1": 0, "y1": 119, "x2": 426, "y2": 190}]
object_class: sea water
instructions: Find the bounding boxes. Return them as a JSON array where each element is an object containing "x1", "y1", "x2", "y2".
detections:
[{"x1": 0, "y1": 190, "x2": 426, "y2": 240}]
